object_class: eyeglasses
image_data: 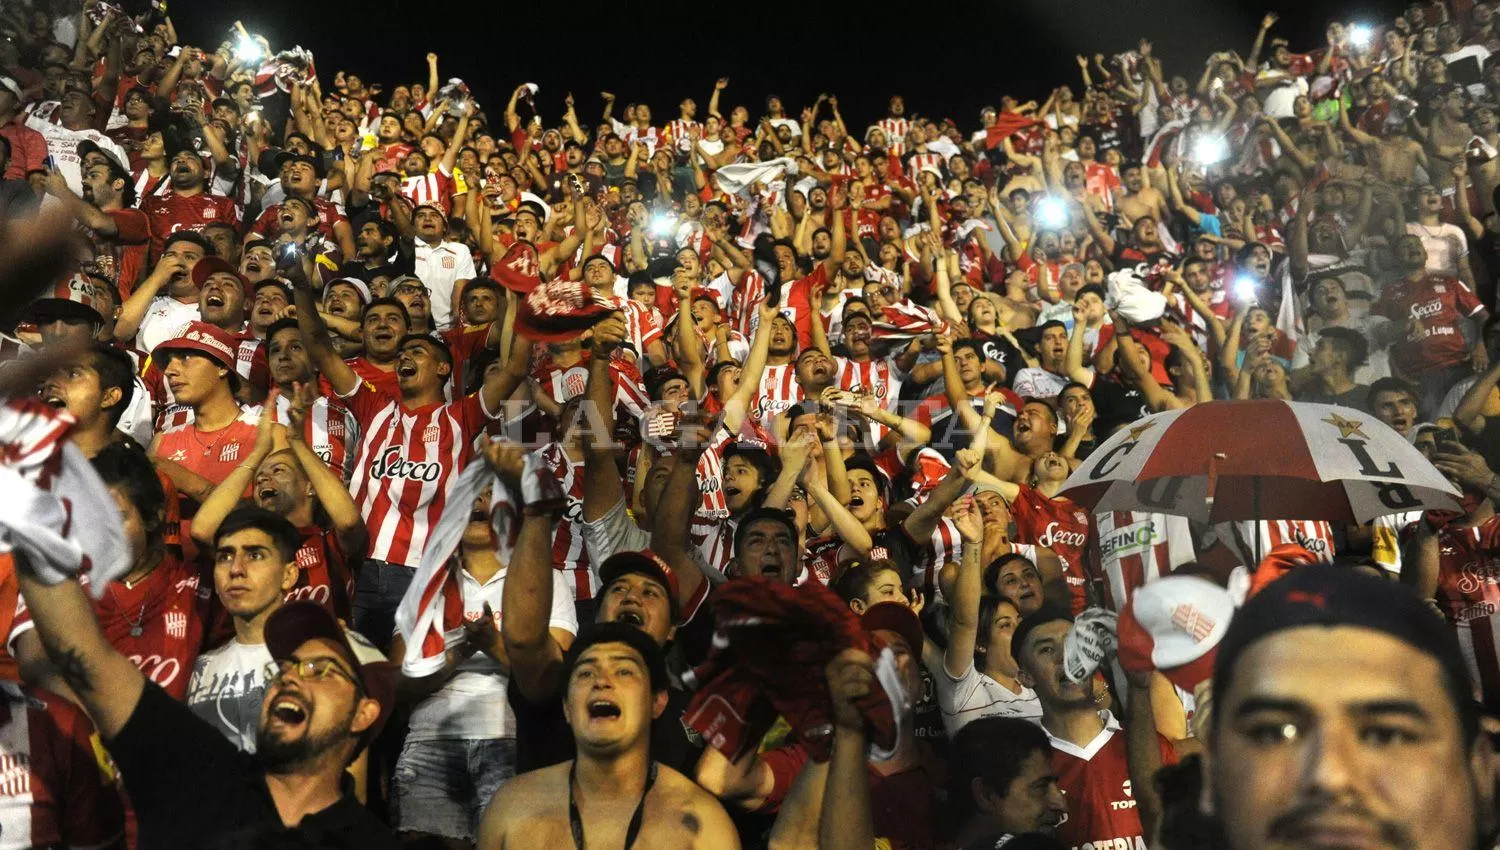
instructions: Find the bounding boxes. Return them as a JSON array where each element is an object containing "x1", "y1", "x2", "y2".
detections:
[{"x1": 264, "y1": 657, "x2": 361, "y2": 689}]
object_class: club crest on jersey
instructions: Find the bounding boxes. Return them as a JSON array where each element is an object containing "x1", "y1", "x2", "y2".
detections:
[
  {"x1": 165, "y1": 610, "x2": 188, "y2": 640},
  {"x1": 327, "y1": 416, "x2": 345, "y2": 437},
  {"x1": 0, "y1": 753, "x2": 33, "y2": 797},
  {"x1": 371, "y1": 445, "x2": 442, "y2": 482},
  {"x1": 219, "y1": 443, "x2": 240, "y2": 463},
  {"x1": 423, "y1": 424, "x2": 441, "y2": 444}
]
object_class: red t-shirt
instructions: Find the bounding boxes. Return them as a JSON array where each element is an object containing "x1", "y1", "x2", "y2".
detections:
[
  {"x1": 1051, "y1": 716, "x2": 1176, "y2": 850},
  {"x1": 1374, "y1": 273, "x2": 1486, "y2": 376},
  {"x1": 13, "y1": 556, "x2": 205, "y2": 700},
  {"x1": 249, "y1": 198, "x2": 348, "y2": 246},
  {"x1": 102, "y1": 208, "x2": 151, "y2": 297},
  {"x1": 141, "y1": 192, "x2": 241, "y2": 259},
  {"x1": 0, "y1": 684, "x2": 124, "y2": 848},
  {"x1": 290, "y1": 526, "x2": 359, "y2": 622},
  {"x1": 1433, "y1": 514, "x2": 1500, "y2": 707},
  {"x1": 1008, "y1": 485, "x2": 1093, "y2": 614}
]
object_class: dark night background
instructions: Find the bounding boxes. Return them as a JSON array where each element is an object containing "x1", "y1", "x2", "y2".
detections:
[{"x1": 177, "y1": 0, "x2": 1406, "y2": 133}]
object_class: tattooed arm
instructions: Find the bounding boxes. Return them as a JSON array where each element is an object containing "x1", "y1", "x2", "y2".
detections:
[{"x1": 15, "y1": 561, "x2": 144, "y2": 739}]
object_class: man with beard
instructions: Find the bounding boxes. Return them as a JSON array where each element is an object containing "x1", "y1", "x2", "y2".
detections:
[
  {"x1": 1012, "y1": 603, "x2": 1177, "y2": 850},
  {"x1": 477, "y1": 623, "x2": 737, "y2": 849},
  {"x1": 41, "y1": 142, "x2": 148, "y2": 293},
  {"x1": 1206, "y1": 567, "x2": 1496, "y2": 850},
  {"x1": 342, "y1": 219, "x2": 405, "y2": 281},
  {"x1": 141, "y1": 146, "x2": 238, "y2": 258},
  {"x1": 186, "y1": 507, "x2": 382, "y2": 751},
  {"x1": 116, "y1": 230, "x2": 210, "y2": 352},
  {"x1": 17, "y1": 534, "x2": 398, "y2": 850}
]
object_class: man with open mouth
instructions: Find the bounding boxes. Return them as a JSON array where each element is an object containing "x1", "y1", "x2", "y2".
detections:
[{"x1": 478, "y1": 622, "x2": 738, "y2": 849}]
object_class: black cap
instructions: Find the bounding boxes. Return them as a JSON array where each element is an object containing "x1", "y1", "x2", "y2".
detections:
[
  {"x1": 263, "y1": 602, "x2": 397, "y2": 750},
  {"x1": 1212, "y1": 566, "x2": 1475, "y2": 738}
]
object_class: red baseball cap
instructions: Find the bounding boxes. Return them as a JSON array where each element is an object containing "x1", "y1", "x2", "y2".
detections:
[
  {"x1": 151, "y1": 321, "x2": 239, "y2": 371},
  {"x1": 598, "y1": 549, "x2": 681, "y2": 622},
  {"x1": 264, "y1": 601, "x2": 398, "y2": 750},
  {"x1": 860, "y1": 602, "x2": 924, "y2": 654},
  {"x1": 514, "y1": 278, "x2": 617, "y2": 343},
  {"x1": 191, "y1": 256, "x2": 254, "y2": 300}
]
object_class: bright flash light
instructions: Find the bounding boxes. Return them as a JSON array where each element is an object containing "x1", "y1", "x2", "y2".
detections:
[
  {"x1": 1348, "y1": 24, "x2": 1374, "y2": 47},
  {"x1": 1035, "y1": 196, "x2": 1068, "y2": 229},
  {"x1": 1193, "y1": 135, "x2": 1229, "y2": 165},
  {"x1": 1233, "y1": 274, "x2": 1259, "y2": 303},
  {"x1": 234, "y1": 33, "x2": 263, "y2": 63},
  {"x1": 650, "y1": 213, "x2": 676, "y2": 238}
]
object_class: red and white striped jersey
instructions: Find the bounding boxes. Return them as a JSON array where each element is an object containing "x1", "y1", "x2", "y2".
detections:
[
  {"x1": 750, "y1": 363, "x2": 804, "y2": 431},
  {"x1": 131, "y1": 167, "x2": 171, "y2": 205},
  {"x1": 622, "y1": 299, "x2": 664, "y2": 357},
  {"x1": 690, "y1": 512, "x2": 737, "y2": 580},
  {"x1": 836, "y1": 355, "x2": 902, "y2": 444},
  {"x1": 531, "y1": 353, "x2": 649, "y2": 426},
  {"x1": 1432, "y1": 515, "x2": 1500, "y2": 706},
  {"x1": 400, "y1": 164, "x2": 458, "y2": 216},
  {"x1": 1221, "y1": 520, "x2": 1336, "y2": 568},
  {"x1": 341, "y1": 380, "x2": 497, "y2": 568},
  {"x1": 536, "y1": 441, "x2": 595, "y2": 601},
  {"x1": 276, "y1": 393, "x2": 359, "y2": 482},
  {"x1": 665, "y1": 119, "x2": 700, "y2": 155},
  {"x1": 622, "y1": 125, "x2": 663, "y2": 155},
  {"x1": 1091, "y1": 510, "x2": 1197, "y2": 612},
  {"x1": 906, "y1": 150, "x2": 944, "y2": 182},
  {"x1": 694, "y1": 426, "x2": 736, "y2": 521},
  {"x1": 729, "y1": 269, "x2": 768, "y2": 338},
  {"x1": 876, "y1": 117, "x2": 910, "y2": 157},
  {"x1": 913, "y1": 517, "x2": 962, "y2": 602},
  {"x1": 0, "y1": 684, "x2": 123, "y2": 850}
]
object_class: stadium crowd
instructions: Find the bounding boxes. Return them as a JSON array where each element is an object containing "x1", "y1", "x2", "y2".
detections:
[{"x1": 1, "y1": 0, "x2": 1500, "y2": 848}]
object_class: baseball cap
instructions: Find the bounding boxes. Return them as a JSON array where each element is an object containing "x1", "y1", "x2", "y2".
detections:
[
  {"x1": 1010, "y1": 601, "x2": 1075, "y2": 665},
  {"x1": 564, "y1": 621, "x2": 669, "y2": 693},
  {"x1": 76, "y1": 140, "x2": 131, "y2": 183},
  {"x1": 28, "y1": 274, "x2": 107, "y2": 324},
  {"x1": 323, "y1": 276, "x2": 372, "y2": 305},
  {"x1": 598, "y1": 549, "x2": 681, "y2": 623},
  {"x1": 1212, "y1": 566, "x2": 1474, "y2": 738},
  {"x1": 861, "y1": 601, "x2": 924, "y2": 654},
  {"x1": 191, "y1": 256, "x2": 253, "y2": 300},
  {"x1": 151, "y1": 321, "x2": 239, "y2": 372},
  {"x1": 263, "y1": 601, "x2": 398, "y2": 750},
  {"x1": 1117, "y1": 574, "x2": 1235, "y2": 692}
]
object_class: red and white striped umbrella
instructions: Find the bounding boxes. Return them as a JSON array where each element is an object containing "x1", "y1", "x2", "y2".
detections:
[{"x1": 1060, "y1": 400, "x2": 1460, "y2": 524}]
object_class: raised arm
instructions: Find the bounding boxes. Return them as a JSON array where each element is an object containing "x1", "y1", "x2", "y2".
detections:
[
  {"x1": 189, "y1": 397, "x2": 279, "y2": 546},
  {"x1": 943, "y1": 491, "x2": 986, "y2": 679},
  {"x1": 492, "y1": 442, "x2": 569, "y2": 701},
  {"x1": 650, "y1": 417, "x2": 717, "y2": 610},
  {"x1": 287, "y1": 383, "x2": 367, "y2": 555},
  {"x1": 291, "y1": 257, "x2": 358, "y2": 396}
]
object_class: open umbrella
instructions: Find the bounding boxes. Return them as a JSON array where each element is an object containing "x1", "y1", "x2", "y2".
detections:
[{"x1": 1059, "y1": 400, "x2": 1460, "y2": 525}]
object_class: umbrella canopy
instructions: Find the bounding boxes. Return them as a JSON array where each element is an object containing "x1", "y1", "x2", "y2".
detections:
[{"x1": 1059, "y1": 400, "x2": 1460, "y2": 524}]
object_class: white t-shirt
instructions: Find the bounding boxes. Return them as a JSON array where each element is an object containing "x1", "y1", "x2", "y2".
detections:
[
  {"x1": 412, "y1": 238, "x2": 478, "y2": 331},
  {"x1": 136, "y1": 297, "x2": 203, "y2": 354},
  {"x1": 1406, "y1": 221, "x2": 1469, "y2": 277},
  {"x1": 185, "y1": 628, "x2": 384, "y2": 752},
  {"x1": 1010, "y1": 367, "x2": 1071, "y2": 400},
  {"x1": 406, "y1": 567, "x2": 578, "y2": 742},
  {"x1": 935, "y1": 660, "x2": 1043, "y2": 737}
]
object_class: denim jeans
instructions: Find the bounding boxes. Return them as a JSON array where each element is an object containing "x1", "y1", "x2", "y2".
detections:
[
  {"x1": 351, "y1": 559, "x2": 414, "y2": 650},
  {"x1": 393, "y1": 737, "x2": 517, "y2": 840}
]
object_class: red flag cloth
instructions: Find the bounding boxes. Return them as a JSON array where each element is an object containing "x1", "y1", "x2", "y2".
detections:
[
  {"x1": 871, "y1": 300, "x2": 951, "y2": 342},
  {"x1": 984, "y1": 113, "x2": 1044, "y2": 150},
  {"x1": 682, "y1": 577, "x2": 907, "y2": 763}
]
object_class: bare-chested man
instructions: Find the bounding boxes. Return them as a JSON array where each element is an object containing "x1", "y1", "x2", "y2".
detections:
[
  {"x1": 1339, "y1": 98, "x2": 1427, "y2": 186},
  {"x1": 1114, "y1": 161, "x2": 1171, "y2": 226},
  {"x1": 476, "y1": 624, "x2": 739, "y2": 849}
]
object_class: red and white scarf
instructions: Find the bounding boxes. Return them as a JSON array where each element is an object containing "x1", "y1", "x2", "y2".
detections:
[
  {"x1": 393, "y1": 445, "x2": 563, "y2": 678},
  {"x1": 0, "y1": 398, "x2": 129, "y2": 595}
]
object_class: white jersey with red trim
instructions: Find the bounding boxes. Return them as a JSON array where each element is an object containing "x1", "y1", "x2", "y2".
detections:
[
  {"x1": 750, "y1": 363, "x2": 804, "y2": 431},
  {"x1": 342, "y1": 382, "x2": 495, "y2": 567},
  {"x1": 400, "y1": 165, "x2": 456, "y2": 214},
  {"x1": 536, "y1": 441, "x2": 595, "y2": 601},
  {"x1": 1092, "y1": 510, "x2": 1196, "y2": 611}
]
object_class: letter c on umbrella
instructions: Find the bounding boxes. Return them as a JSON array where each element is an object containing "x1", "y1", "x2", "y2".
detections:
[{"x1": 1089, "y1": 441, "x2": 1137, "y2": 480}]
